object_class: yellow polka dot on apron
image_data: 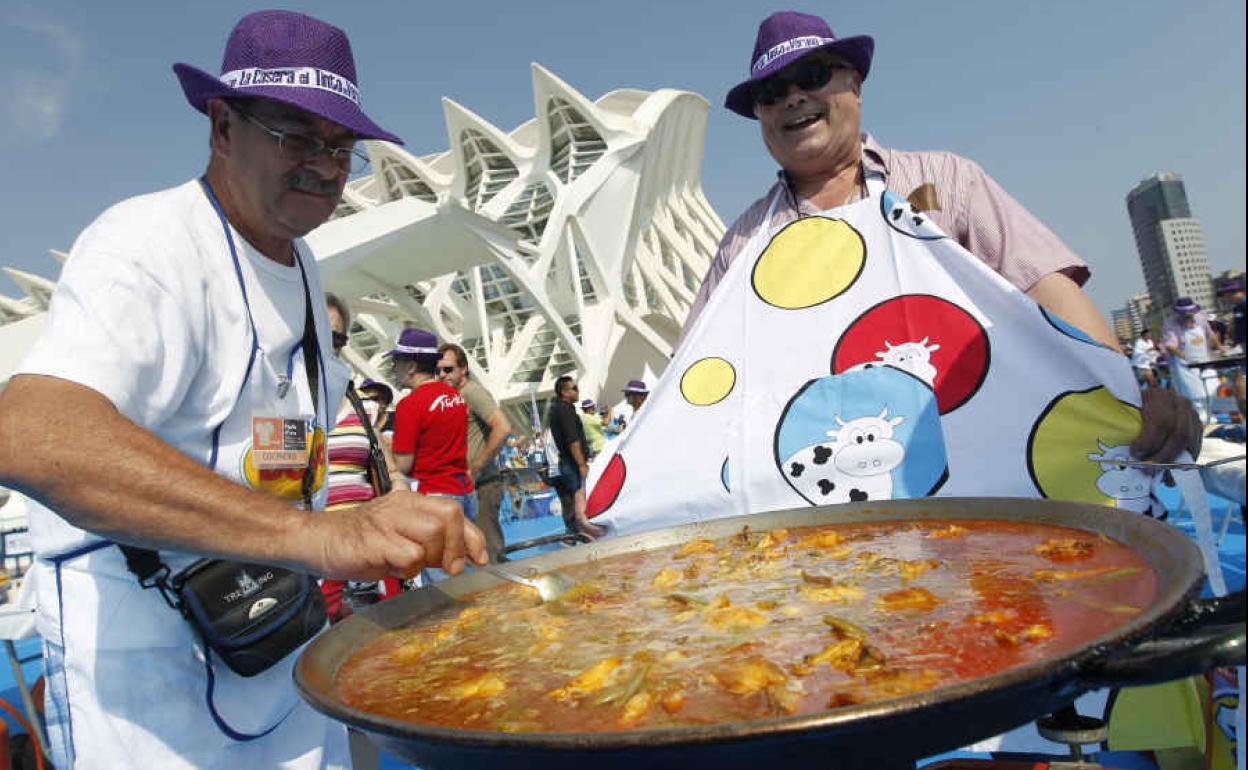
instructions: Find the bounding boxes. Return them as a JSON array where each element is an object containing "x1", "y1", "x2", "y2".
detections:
[
  {"x1": 752, "y1": 218, "x2": 865, "y2": 309},
  {"x1": 680, "y1": 357, "x2": 736, "y2": 405}
]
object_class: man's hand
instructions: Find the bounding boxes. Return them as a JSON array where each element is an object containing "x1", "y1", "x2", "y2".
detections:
[
  {"x1": 304, "y1": 490, "x2": 487, "y2": 580},
  {"x1": 1131, "y1": 388, "x2": 1203, "y2": 462}
]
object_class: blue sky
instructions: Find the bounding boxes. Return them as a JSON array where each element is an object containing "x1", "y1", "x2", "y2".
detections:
[{"x1": 1, "y1": 0, "x2": 1243, "y2": 317}]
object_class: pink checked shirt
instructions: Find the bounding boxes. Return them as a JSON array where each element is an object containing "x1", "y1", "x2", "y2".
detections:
[{"x1": 680, "y1": 134, "x2": 1089, "y2": 343}]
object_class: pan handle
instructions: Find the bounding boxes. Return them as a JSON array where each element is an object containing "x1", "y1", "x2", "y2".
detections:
[{"x1": 1080, "y1": 590, "x2": 1245, "y2": 688}]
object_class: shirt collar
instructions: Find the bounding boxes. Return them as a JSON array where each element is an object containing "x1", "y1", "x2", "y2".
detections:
[{"x1": 774, "y1": 132, "x2": 888, "y2": 213}]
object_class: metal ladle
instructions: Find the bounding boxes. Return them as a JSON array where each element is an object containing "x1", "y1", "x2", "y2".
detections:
[{"x1": 481, "y1": 564, "x2": 580, "y2": 603}]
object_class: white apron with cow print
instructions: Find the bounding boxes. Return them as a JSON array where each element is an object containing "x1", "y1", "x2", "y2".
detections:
[
  {"x1": 588, "y1": 172, "x2": 1173, "y2": 533},
  {"x1": 583, "y1": 174, "x2": 1230, "y2": 756}
]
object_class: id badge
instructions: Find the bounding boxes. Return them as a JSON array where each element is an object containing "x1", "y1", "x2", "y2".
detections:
[{"x1": 251, "y1": 416, "x2": 309, "y2": 469}]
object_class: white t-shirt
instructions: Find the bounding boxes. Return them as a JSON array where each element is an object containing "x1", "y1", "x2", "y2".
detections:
[
  {"x1": 1130, "y1": 338, "x2": 1157, "y2": 369},
  {"x1": 16, "y1": 178, "x2": 346, "y2": 556}
]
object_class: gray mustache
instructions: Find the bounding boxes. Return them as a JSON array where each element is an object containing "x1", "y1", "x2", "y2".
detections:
[{"x1": 287, "y1": 171, "x2": 339, "y2": 197}]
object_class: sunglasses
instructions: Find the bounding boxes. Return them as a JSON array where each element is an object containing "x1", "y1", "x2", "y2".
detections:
[
  {"x1": 752, "y1": 59, "x2": 849, "y2": 107},
  {"x1": 437, "y1": 366, "x2": 457, "y2": 375}
]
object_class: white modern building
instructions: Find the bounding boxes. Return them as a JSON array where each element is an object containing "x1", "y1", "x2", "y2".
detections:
[{"x1": 0, "y1": 66, "x2": 725, "y2": 428}]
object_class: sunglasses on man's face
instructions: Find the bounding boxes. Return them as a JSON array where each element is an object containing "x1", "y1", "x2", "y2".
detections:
[
  {"x1": 752, "y1": 59, "x2": 849, "y2": 107},
  {"x1": 438, "y1": 366, "x2": 457, "y2": 375}
]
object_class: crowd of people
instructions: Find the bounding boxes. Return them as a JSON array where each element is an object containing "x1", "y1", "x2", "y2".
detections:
[
  {"x1": 0, "y1": 8, "x2": 1224, "y2": 770},
  {"x1": 322, "y1": 316, "x2": 652, "y2": 579},
  {"x1": 1123, "y1": 276, "x2": 1246, "y2": 422}
]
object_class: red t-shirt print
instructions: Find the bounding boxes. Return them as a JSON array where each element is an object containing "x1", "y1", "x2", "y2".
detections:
[{"x1": 391, "y1": 381, "x2": 473, "y2": 495}]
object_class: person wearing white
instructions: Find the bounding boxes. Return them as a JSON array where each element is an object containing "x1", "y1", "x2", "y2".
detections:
[
  {"x1": 1130, "y1": 329, "x2": 1160, "y2": 388},
  {"x1": 0, "y1": 12, "x2": 484, "y2": 770},
  {"x1": 1162, "y1": 297, "x2": 1227, "y2": 422}
]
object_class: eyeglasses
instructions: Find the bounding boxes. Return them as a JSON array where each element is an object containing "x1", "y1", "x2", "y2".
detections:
[
  {"x1": 232, "y1": 104, "x2": 370, "y2": 174},
  {"x1": 437, "y1": 366, "x2": 457, "y2": 375},
  {"x1": 752, "y1": 59, "x2": 851, "y2": 107}
]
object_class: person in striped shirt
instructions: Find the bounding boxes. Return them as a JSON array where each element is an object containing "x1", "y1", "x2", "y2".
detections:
[
  {"x1": 323, "y1": 293, "x2": 405, "y2": 622},
  {"x1": 694, "y1": 10, "x2": 1200, "y2": 462}
]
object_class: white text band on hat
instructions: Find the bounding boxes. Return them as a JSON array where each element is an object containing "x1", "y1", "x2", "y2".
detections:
[
  {"x1": 753, "y1": 36, "x2": 836, "y2": 73},
  {"x1": 220, "y1": 67, "x2": 360, "y2": 106}
]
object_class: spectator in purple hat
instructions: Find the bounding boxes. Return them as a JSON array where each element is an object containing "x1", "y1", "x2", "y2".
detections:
[
  {"x1": 681, "y1": 9, "x2": 1200, "y2": 462},
  {"x1": 359, "y1": 377, "x2": 396, "y2": 432},
  {"x1": 622, "y1": 379, "x2": 650, "y2": 413},
  {"x1": 388, "y1": 329, "x2": 478, "y2": 518},
  {"x1": 1162, "y1": 297, "x2": 1228, "y2": 420},
  {"x1": 0, "y1": 11, "x2": 483, "y2": 769},
  {"x1": 580, "y1": 397, "x2": 606, "y2": 456},
  {"x1": 1163, "y1": 297, "x2": 1225, "y2": 366}
]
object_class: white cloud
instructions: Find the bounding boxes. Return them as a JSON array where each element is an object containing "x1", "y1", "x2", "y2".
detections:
[
  {"x1": 2, "y1": 11, "x2": 84, "y2": 141},
  {"x1": 7, "y1": 71, "x2": 69, "y2": 140}
]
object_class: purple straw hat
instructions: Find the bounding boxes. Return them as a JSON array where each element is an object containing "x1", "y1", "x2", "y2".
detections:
[
  {"x1": 173, "y1": 10, "x2": 402, "y2": 144},
  {"x1": 1217, "y1": 276, "x2": 1244, "y2": 294},
  {"x1": 1172, "y1": 297, "x2": 1202, "y2": 314},
  {"x1": 725, "y1": 11, "x2": 874, "y2": 119},
  {"x1": 622, "y1": 379, "x2": 649, "y2": 395},
  {"x1": 580, "y1": 399, "x2": 596, "y2": 409},
  {"x1": 386, "y1": 328, "x2": 440, "y2": 360}
]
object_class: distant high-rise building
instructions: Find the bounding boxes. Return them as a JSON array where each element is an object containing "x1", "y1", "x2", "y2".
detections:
[
  {"x1": 1126, "y1": 173, "x2": 1215, "y2": 314},
  {"x1": 1126, "y1": 292, "x2": 1152, "y2": 333},
  {"x1": 1110, "y1": 308, "x2": 1134, "y2": 342}
]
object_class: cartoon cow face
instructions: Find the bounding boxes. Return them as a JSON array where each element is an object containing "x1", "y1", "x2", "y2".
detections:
[
  {"x1": 828, "y1": 408, "x2": 906, "y2": 478},
  {"x1": 1087, "y1": 441, "x2": 1150, "y2": 501},
  {"x1": 875, "y1": 338, "x2": 941, "y2": 385},
  {"x1": 781, "y1": 407, "x2": 907, "y2": 505},
  {"x1": 880, "y1": 190, "x2": 947, "y2": 241}
]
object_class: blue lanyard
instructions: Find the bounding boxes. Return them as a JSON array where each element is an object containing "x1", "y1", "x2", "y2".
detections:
[{"x1": 196, "y1": 178, "x2": 328, "y2": 480}]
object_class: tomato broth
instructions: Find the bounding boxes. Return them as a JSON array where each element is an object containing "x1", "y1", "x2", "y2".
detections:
[{"x1": 336, "y1": 519, "x2": 1156, "y2": 733}]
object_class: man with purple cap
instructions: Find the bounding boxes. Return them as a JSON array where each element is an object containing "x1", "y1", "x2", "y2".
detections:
[
  {"x1": 1162, "y1": 297, "x2": 1228, "y2": 419},
  {"x1": 579, "y1": 397, "x2": 606, "y2": 457},
  {"x1": 686, "y1": 10, "x2": 1199, "y2": 462},
  {"x1": 622, "y1": 378, "x2": 650, "y2": 415},
  {"x1": 1163, "y1": 297, "x2": 1225, "y2": 366},
  {"x1": 0, "y1": 10, "x2": 483, "y2": 769},
  {"x1": 388, "y1": 329, "x2": 479, "y2": 529}
]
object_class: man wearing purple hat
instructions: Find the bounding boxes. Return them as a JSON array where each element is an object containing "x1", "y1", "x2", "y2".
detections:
[
  {"x1": 622, "y1": 378, "x2": 650, "y2": 414},
  {"x1": 1163, "y1": 297, "x2": 1225, "y2": 366},
  {"x1": 685, "y1": 10, "x2": 1199, "y2": 462},
  {"x1": 1162, "y1": 297, "x2": 1229, "y2": 420},
  {"x1": 580, "y1": 397, "x2": 606, "y2": 457},
  {"x1": 0, "y1": 11, "x2": 483, "y2": 769}
]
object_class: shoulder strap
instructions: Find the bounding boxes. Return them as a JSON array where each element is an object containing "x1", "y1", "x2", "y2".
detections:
[
  {"x1": 294, "y1": 251, "x2": 321, "y2": 509},
  {"x1": 118, "y1": 544, "x2": 183, "y2": 611}
]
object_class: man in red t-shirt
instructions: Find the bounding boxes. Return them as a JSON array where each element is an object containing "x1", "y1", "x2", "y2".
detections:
[{"x1": 388, "y1": 328, "x2": 478, "y2": 524}]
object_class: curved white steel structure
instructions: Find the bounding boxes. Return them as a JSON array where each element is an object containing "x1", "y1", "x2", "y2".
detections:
[{"x1": 1, "y1": 65, "x2": 725, "y2": 421}]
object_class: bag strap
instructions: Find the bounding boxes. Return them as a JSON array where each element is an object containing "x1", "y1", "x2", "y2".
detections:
[
  {"x1": 118, "y1": 543, "x2": 183, "y2": 611},
  {"x1": 293, "y1": 251, "x2": 321, "y2": 509},
  {"x1": 344, "y1": 381, "x2": 393, "y2": 496}
]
